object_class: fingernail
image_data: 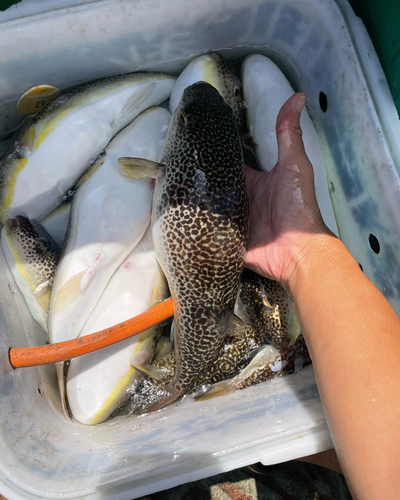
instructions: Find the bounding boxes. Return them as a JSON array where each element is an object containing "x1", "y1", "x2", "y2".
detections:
[{"x1": 296, "y1": 93, "x2": 307, "y2": 113}]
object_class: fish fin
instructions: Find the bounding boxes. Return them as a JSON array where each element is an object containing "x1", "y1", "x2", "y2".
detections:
[
  {"x1": 132, "y1": 362, "x2": 171, "y2": 382},
  {"x1": 120, "y1": 82, "x2": 157, "y2": 115},
  {"x1": 19, "y1": 119, "x2": 35, "y2": 153},
  {"x1": 222, "y1": 311, "x2": 248, "y2": 339},
  {"x1": 34, "y1": 280, "x2": 50, "y2": 294},
  {"x1": 247, "y1": 344, "x2": 266, "y2": 359},
  {"x1": 145, "y1": 385, "x2": 185, "y2": 413},
  {"x1": 194, "y1": 379, "x2": 235, "y2": 401},
  {"x1": 75, "y1": 151, "x2": 106, "y2": 188},
  {"x1": 112, "y1": 82, "x2": 157, "y2": 125},
  {"x1": 56, "y1": 362, "x2": 72, "y2": 420},
  {"x1": 169, "y1": 320, "x2": 175, "y2": 345},
  {"x1": 118, "y1": 157, "x2": 165, "y2": 179},
  {"x1": 53, "y1": 269, "x2": 87, "y2": 313},
  {"x1": 154, "y1": 337, "x2": 172, "y2": 360}
]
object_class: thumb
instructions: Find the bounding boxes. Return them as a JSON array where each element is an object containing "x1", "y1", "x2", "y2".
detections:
[{"x1": 276, "y1": 92, "x2": 309, "y2": 167}]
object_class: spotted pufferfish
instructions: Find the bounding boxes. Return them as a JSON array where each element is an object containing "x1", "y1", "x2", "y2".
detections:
[
  {"x1": 119, "y1": 81, "x2": 248, "y2": 411},
  {"x1": 1, "y1": 216, "x2": 60, "y2": 332},
  {"x1": 128, "y1": 268, "x2": 309, "y2": 408}
]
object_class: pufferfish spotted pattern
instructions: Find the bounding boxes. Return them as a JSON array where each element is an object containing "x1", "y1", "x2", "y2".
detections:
[{"x1": 150, "y1": 82, "x2": 248, "y2": 408}]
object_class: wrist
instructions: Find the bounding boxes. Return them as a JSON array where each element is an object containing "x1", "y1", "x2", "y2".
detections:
[{"x1": 283, "y1": 232, "x2": 350, "y2": 296}]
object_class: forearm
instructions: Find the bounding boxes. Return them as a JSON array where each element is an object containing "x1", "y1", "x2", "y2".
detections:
[{"x1": 287, "y1": 234, "x2": 400, "y2": 499}]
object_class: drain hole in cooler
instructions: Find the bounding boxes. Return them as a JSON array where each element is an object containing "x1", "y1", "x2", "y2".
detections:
[
  {"x1": 369, "y1": 234, "x2": 380, "y2": 254},
  {"x1": 319, "y1": 91, "x2": 328, "y2": 113}
]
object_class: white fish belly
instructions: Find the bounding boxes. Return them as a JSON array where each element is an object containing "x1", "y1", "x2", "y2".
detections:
[
  {"x1": 48, "y1": 107, "x2": 171, "y2": 344},
  {"x1": 170, "y1": 59, "x2": 212, "y2": 114},
  {"x1": 4, "y1": 77, "x2": 175, "y2": 222},
  {"x1": 66, "y1": 226, "x2": 166, "y2": 425},
  {"x1": 40, "y1": 201, "x2": 71, "y2": 249},
  {"x1": 169, "y1": 54, "x2": 227, "y2": 115}
]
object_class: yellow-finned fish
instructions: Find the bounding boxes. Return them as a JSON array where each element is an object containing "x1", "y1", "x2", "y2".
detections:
[
  {"x1": 0, "y1": 72, "x2": 175, "y2": 224},
  {"x1": 48, "y1": 107, "x2": 171, "y2": 345}
]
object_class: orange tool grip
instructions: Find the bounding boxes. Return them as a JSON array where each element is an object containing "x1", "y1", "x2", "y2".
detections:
[{"x1": 8, "y1": 297, "x2": 173, "y2": 369}]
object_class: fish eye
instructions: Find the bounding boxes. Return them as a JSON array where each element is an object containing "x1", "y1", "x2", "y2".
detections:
[
  {"x1": 233, "y1": 86, "x2": 240, "y2": 98},
  {"x1": 263, "y1": 297, "x2": 274, "y2": 309},
  {"x1": 35, "y1": 242, "x2": 48, "y2": 255},
  {"x1": 179, "y1": 111, "x2": 188, "y2": 126}
]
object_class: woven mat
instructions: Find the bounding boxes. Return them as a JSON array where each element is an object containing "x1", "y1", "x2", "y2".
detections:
[{"x1": 138, "y1": 461, "x2": 352, "y2": 500}]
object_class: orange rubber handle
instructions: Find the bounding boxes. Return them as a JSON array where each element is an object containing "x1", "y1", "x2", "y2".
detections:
[{"x1": 8, "y1": 297, "x2": 173, "y2": 369}]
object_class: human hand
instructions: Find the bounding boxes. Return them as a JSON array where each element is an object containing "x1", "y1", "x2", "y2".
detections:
[{"x1": 245, "y1": 93, "x2": 334, "y2": 286}]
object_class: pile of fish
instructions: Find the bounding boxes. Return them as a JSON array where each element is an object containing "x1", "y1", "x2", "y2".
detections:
[{"x1": 0, "y1": 52, "x2": 337, "y2": 425}]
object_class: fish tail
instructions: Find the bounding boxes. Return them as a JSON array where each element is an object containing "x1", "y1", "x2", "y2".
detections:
[
  {"x1": 194, "y1": 379, "x2": 235, "y2": 401},
  {"x1": 132, "y1": 362, "x2": 170, "y2": 382}
]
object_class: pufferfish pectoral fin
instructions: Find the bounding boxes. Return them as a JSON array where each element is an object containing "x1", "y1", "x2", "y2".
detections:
[
  {"x1": 52, "y1": 269, "x2": 88, "y2": 314},
  {"x1": 222, "y1": 311, "x2": 250, "y2": 340},
  {"x1": 118, "y1": 82, "x2": 158, "y2": 119},
  {"x1": 19, "y1": 117, "x2": 36, "y2": 153},
  {"x1": 154, "y1": 336, "x2": 172, "y2": 360},
  {"x1": 118, "y1": 157, "x2": 165, "y2": 179},
  {"x1": 194, "y1": 344, "x2": 276, "y2": 402},
  {"x1": 33, "y1": 280, "x2": 51, "y2": 294},
  {"x1": 131, "y1": 362, "x2": 172, "y2": 382}
]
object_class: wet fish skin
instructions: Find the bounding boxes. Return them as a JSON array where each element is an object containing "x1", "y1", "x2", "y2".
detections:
[
  {"x1": 236, "y1": 337, "x2": 311, "y2": 389},
  {"x1": 0, "y1": 72, "x2": 175, "y2": 224},
  {"x1": 150, "y1": 82, "x2": 248, "y2": 409},
  {"x1": 128, "y1": 319, "x2": 261, "y2": 414},
  {"x1": 130, "y1": 267, "x2": 303, "y2": 412},
  {"x1": 240, "y1": 268, "x2": 301, "y2": 350},
  {"x1": 1, "y1": 216, "x2": 60, "y2": 332},
  {"x1": 48, "y1": 107, "x2": 171, "y2": 346},
  {"x1": 196, "y1": 337, "x2": 312, "y2": 401},
  {"x1": 66, "y1": 226, "x2": 167, "y2": 425},
  {"x1": 197, "y1": 320, "x2": 261, "y2": 386},
  {"x1": 48, "y1": 107, "x2": 171, "y2": 419},
  {"x1": 134, "y1": 318, "x2": 260, "y2": 388},
  {"x1": 39, "y1": 152, "x2": 103, "y2": 249}
]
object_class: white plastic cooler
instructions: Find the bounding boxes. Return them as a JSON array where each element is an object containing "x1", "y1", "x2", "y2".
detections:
[{"x1": 1, "y1": 0, "x2": 400, "y2": 498}]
